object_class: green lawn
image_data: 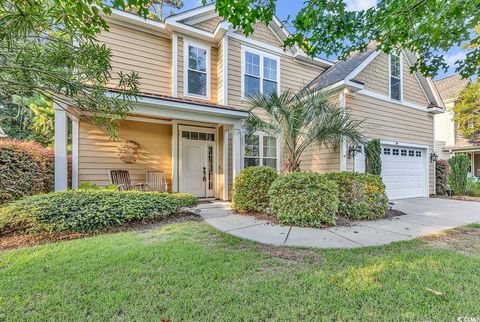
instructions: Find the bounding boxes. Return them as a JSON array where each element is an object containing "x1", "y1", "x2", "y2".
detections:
[{"x1": 1, "y1": 222, "x2": 480, "y2": 321}]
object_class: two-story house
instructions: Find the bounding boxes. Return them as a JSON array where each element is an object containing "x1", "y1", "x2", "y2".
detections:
[
  {"x1": 434, "y1": 75, "x2": 477, "y2": 176},
  {"x1": 53, "y1": 4, "x2": 444, "y2": 200}
]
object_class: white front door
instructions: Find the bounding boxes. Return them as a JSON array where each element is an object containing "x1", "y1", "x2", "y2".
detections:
[{"x1": 181, "y1": 140, "x2": 207, "y2": 197}]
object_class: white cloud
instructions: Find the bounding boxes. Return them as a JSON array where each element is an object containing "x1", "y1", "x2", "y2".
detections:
[
  {"x1": 444, "y1": 51, "x2": 466, "y2": 68},
  {"x1": 345, "y1": 0, "x2": 377, "y2": 11}
]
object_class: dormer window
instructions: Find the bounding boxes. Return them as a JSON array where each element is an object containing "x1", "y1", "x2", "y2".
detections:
[
  {"x1": 185, "y1": 40, "x2": 210, "y2": 98},
  {"x1": 389, "y1": 53, "x2": 402, "y2": 101},
  {"x1": 242, "y1": 46, "x2": 280, "y2": 98}
]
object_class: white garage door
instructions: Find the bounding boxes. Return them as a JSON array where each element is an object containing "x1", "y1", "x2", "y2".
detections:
[{"x1": 381, "y1": 144, "x2": 427, "y2": 200}]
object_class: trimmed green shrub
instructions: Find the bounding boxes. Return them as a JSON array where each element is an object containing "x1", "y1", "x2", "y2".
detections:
[
  {"x1": 448, "y1": 154, "x2": 471, "y2": 195},
  {"x1": 268, "y1": 172, "x2": 339, "y2": 227},
  {"x1": 365, "y1": 139, "x2": 382, "y2": 175},
  {"x1": 0, "y1": 191, "x2": 198, "y2": 235},
  {"x1": 435, "y1": 160, "x2": 449, "y2": 195},
  {"x1": 0, "y1": 139, "x2": 54, "y2": 205},
  {"x1": 466, "y1": 178, "x2": 480, "y2": 196},
  {"x1": 232, "y1": 166, "x2": 278, "y2": 212},
  {"x1": 325, "y1": 172, "x2": 388, "y2": 220}
]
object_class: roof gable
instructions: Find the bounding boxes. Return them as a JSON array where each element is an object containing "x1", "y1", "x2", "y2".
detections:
[{"x1": 434, "y1": 75, "x2": 470, "y2": 101}]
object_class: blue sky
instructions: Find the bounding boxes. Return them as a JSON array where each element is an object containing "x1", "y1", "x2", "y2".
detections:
[{"x1": 181, "y1": 0, "x2": 465, "y2": 80}]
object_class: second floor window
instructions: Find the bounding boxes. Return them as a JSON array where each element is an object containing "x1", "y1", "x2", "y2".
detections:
[
  {"x1": 242, "y1": 46, "x2": 279, "y2": 98},
  {"x1": 186, "y1": 41, "x2": 209, "y2": 98},
  {"x1": 389, "y1": 53, "x2": 402, "y2": 101}
]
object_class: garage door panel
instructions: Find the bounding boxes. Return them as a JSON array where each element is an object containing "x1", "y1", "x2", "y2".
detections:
[{"x1": 381, "y1": 144, "x2": 427, "y2": 200}]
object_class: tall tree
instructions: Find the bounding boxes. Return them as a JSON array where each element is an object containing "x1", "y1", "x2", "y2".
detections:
[
  {"x1": 0, "y1": 0, "x2": 180, "y2": 137},
  {"x1": 211, "y1": 0, "x2": 479, "y2": 78},
  {"x1": 453, "y1": 80, "x2": 480, "y2": 142},
  {"x1": 246, "y1": 89, "x2": 364, "y2": 172}
]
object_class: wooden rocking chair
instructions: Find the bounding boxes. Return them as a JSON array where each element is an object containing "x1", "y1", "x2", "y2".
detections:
[
  {"x1": 108, "y1": 170, "x2": 147, "y2": 191},
  {"x1": 146, "y1": 171, "x2": 168, "y2": 192}
]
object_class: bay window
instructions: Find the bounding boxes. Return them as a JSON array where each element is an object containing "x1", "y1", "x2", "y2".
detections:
[
  {"x1": 244, "y1": 132, "x2": 279, "y2": 170},
  {"x1": 242, "y1": 46, "x2": 279, "y2": 98}
]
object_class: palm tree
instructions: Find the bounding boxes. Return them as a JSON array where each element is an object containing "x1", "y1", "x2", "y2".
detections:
[{"x1": 246, "y1": 88, "x2": 365, "y2": 172}]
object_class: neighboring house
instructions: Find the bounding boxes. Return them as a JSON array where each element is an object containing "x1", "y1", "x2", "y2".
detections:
[
  {"x1": 53, "y1": 4, "x2": 443, "y2": 200},
  {"x1": 434, "y1": 75, "x2": 478, "y2": 176}
]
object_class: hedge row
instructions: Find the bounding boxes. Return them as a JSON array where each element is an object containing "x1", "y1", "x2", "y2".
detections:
[
  {"x1": 232, "y1": 166, "x2": 389, "y2": 227},
  {"x1": 0, "y1": 139, "x2": 55, "y2": 205},
  {"x1": 0, "y1": 191, "x2": 198, "y2": 235}
]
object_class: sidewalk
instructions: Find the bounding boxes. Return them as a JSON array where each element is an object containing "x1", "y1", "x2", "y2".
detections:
[{"x1": 196, "y1": 198, "x2": 480, "y2": 248}]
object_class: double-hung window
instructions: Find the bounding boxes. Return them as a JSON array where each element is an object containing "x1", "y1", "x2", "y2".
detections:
[
  {"x1": 244, "y1": 132, "x2": 279, "y2": 170},
  {"x1": 242, "y1": 46, "x2": 279, "y2": 98},
  {"x1": 185, "y1": 40, "x2": 210, "y2": 98},
  {"x1": 389, "y1": 53, "x2": 402, "y2": 101}
]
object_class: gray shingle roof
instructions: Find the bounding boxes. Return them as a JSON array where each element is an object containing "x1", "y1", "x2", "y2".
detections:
[
  {"x1": 434, "y1": 74, "x2": 470, "y2": 101},
  {"x1": 307, "y1": 48, "x2": 376, "y2": 91}
]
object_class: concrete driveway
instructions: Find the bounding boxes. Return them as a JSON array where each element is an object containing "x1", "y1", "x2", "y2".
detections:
[{"x1": 198, "y1": 198, "x2": 480, "y2": 248}]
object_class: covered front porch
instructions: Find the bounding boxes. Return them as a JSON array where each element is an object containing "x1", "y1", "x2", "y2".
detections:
[
  {"x1": 53, "y1": 94, "x2": 248, "y2": 200},
  {"x1": 449, "y1": 147, "x2": 480, "y2": 178}
]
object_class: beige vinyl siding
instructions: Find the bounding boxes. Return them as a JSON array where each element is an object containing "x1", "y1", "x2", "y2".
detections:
[
  {"x1": 227, "y1": 38, "x2": 325, "y2": 110},
  {"x1": 177, "y1": 36, "x2": 218, "y2": 103},
  {"x1": 355, "y1": 52, "x2": 430, "y2": 106},
  {"x1": 235, "y1": 22, "x2": 283, "y2": 47},
  {"x1": 191, "y1": 16, "x2": 223, "y2": 32},
  {"x1": 434, "y1": 101, "x2": 454, "y2": 159},
  {"x1": 98, "y1": 19, "x2": 171, "y2": 96},
  {"x1": 78, "y1": 120, "x2": 172, "y2": 188},
  {"x1": 217, "y1": 40, "x2": 225, "y2": 104},
  {"x1": 346, "y1": 94, "x2": 435, "y2": 193},
  {"x1": 300, "y1": 145, "x2": 340, "y2": 173}
]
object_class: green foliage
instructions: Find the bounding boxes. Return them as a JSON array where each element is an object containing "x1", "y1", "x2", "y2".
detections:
[
  {"x1": 466, "y1": 178, "x2": 480, "y2": 197},
  {"x1": 453, "y1": 80, "x2": 480, "y2": 141},
  {"x1": 268, "y1": 172, "x2": 339, "y2": 227},
  {"x1": 448, "y1": 154, "x2": 471, "y2": 195},
  {"x1": 435, "y1": 160, "x2": 450, "y2": 195},
  {"x1": 0, "y1": 191, "x2": 198, "y2": 235},
  {"x1": 325, "y1": 172, "x2": 388, "y2": 220},
  {"x1": 232, "y1": 166, "x2": 278, "y2": 213},
  {"x1": 0, "y1": 139, "x2": 54, "y2": 205},
  {"x1": 246, "y1": 89, "x2": 364, "y2": 172},
  {"x1": 0, "y1": 0, "x2": 171, "y2": 137},
  {"x1": 0, "y1": 95, "x2": 55, "y2": 146},
  {"x1": 212, "y1": 0, "x2": 479, "y2": 78},
  {"x1": 364, "y1": 139, "x2": 381, "y2": 176},
  {"x1": 78, "y1": 181, "x2": 118, "y2": 191}
]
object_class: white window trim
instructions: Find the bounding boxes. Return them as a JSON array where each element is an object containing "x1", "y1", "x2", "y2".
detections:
[
  {"x1": 242, "y1": 131, "x2": 281, "y2": 171},
  {"x1": 241, "y1": 45, "x2": 281, "y2": 100},
  {"x1": 388, "y1": 53, "x2": 403, "y2": 102},
  {"x1": 184, "y1": 38, "x2": 211, "y2": 100}
]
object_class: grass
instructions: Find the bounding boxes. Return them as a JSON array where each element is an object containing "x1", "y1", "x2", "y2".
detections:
[{"x1": 1, "y1": 222, "x2": 480, "y2": 321}]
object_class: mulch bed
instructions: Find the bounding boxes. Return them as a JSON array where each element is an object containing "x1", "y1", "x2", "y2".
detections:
[
  {"x1": 234, "y1": 208, "x2": 406, "y2": 228},
  {"x1": 430, "y1": 194, "x2": 480, "y2": 202},
  {"x1": 0, "y1": 212, "x2": 201, "y2": 251}
]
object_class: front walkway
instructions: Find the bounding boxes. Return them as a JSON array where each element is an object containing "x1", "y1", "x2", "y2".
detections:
[{"x1": 197, "y1": 198, "x2": 480, "y2": 248}]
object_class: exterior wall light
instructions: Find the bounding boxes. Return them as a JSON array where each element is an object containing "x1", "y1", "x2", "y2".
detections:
[{"x1": 430, "y1": 152, "x2": 438, "y2": 162}]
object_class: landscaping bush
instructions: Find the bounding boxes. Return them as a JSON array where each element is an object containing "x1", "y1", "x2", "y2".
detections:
[
  {"x1": 0, "y1": 190, "x2": 198, "y2": 235},
  {"x1": 232, "y1": 166, "x2": 278, "y2": 212},
  {"x1": 448, "y1": 154, "x2": 471, "y2": 195},
  {"x1": 325, "y1": 172, "x2": 388, "y2": 220},
  {"x1": 268, "y1": 172, "x2": 339, "y2": 227},
  {"x1": 466, "y1": 178, "x2": 480, "y2": 197},
  {"x1": 365, "y1": 139, "x2": 382, "y2": 175},
  {"x1": 435, "y1": 160, "x2": 449, "y2": 195},
  {"x1": 0, "y1": 139, "x2": 54, "y2": 205}
]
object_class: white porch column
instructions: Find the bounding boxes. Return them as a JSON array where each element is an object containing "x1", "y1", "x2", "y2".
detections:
[
  {"x1": 339, "y1": 91, "x2": 347, "y2": 171},
  {"x1": 223, "y1": 127, "x2": 229, "y2": 200},
  {"x1": 54, "y1": 102, "x2": 68, "y2": 191},
  {"x1": 71, "y1": 116, "x2": 79, "y2": 189},
  {"x1": 232, "y1": 122, "x2": 242, "y2": 181}
]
